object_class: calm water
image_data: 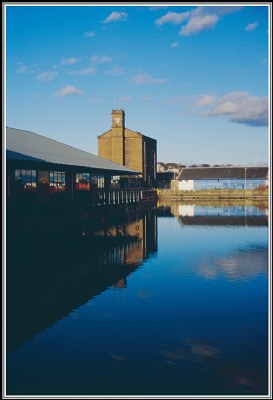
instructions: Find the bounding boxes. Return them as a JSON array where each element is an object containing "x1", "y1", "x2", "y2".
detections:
[{"x1": 6, "y1": 203, "x2": 269, "y2": 396}]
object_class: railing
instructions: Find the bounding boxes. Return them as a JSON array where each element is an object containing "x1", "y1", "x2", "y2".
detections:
[
  {"x1": 95, "y1": 189, "x2": 157, "y2": 206},
  {"x1": 11, "y1": 188, "x2": 158, "y2": 208}
]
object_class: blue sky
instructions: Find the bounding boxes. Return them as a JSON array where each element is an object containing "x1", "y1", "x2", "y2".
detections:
[{"x1": 5, "y1": 4, "x2": 270, "y2": 166}]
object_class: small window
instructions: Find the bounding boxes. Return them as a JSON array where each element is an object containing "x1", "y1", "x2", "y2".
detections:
[
  {"x1": 76, "y1": 173, "x2": 90, "y2": 191},
  {"x1": 98, "y1": 175, "x2": 105, "y2": 189},
  {"x1": 91, "y1": 175, "x2": 98, "y2": 188},
  {"x1": 49, "y1": 171, "x2": 66, "y2": 192},
  {"x1": 38, "y1": 171, "x2": 49, "y2": 184},
  {"x1": 15, "y1": 170, "x2": 36, "y2": 193},
  {"x1": 111, "y1": 175, "x2": 120, "y2": 190}
]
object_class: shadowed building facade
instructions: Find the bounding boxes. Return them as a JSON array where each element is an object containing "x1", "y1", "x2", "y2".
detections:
[
  {"x1": 98, "y1": 110, "x2": 157, "y2": 187},
  {"x1": 6, "y1": 126, "x2": 139, "y2": 208}
]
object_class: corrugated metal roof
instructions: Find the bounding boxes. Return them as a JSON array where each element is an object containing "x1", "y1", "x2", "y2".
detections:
[
  {"x1": 178, "y1": 167, "x2": 268, "y2": 180},
  {"x1": 6, "y1": 127, "x2": 138, "y2": 174}
]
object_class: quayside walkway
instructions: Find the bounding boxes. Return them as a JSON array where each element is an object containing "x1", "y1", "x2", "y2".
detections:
[{"x1": 8, "y1": 188, "x2": 157, "y2": 208}]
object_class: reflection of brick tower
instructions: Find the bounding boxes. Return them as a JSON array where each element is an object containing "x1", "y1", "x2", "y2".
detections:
[
  {"x1": 98, "y1": 109, "x2": 157, "y2": 187},
  {"x1": 91, "y1": 209, "x2": 158, "y2": 267},
  {"x1": 113, "y1": 278, "x2": 126, "y2": 289},
  {"x1": 121, "y1": 219, "x2": 145, "y2": 265}
]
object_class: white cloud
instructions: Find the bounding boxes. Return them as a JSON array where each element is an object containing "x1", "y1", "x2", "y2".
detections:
[
  {"x1": 179, "y1": 14, "x2": 219, "y2": 36},
  {"x1": 106, "y1": 66, "x2": 124, "y2": 76},
  {"x1": 197, "y1": 91, "x2": 268, "y2": 127},
  {"x1": 85, "y1": 31, "x2": 95, "y2": 37},
  {"x1": 130, "y1": 73, "x2": 166, "y2": 85},
  {"x1": 195, "y1": 94, "x2": 215, "y2": 107},
  {"x1": 149, "y1": 6, "x2": 168, "y2": 11},
  {"x1": 55, "y1": 85, "x2": 83, "y2": 97},
  {"x1": 200, "y1": 6, "x2": 243, "y2": 17},
  {"x1": 61, "y1": 57, "x2": 81, "y2": 65},
  {"x1": 245, "y1": 21, "x2": 258, "y2": 31},
  {"x1": 91, "y1": 55, "x2": 112, "y2": 64},
  {"x1": 37, "y1": 71, "x2": 58, "y2": 81},
  {"x1": 103, "y1": 11, "x2": 127, "y2": 24},
  {"x1": 16, "y1": 64, "x2": 31, "y2": 74},
  {"x1": 68, "y1": 68, "x2": 96, "y2": 76},
  {"x1": 155, "y1": 11, "x2": 190, "y2": 26},
  {"x1": 156, "y1": 6, "x2": 243, "y2": 36},
  {"x1": 171, "y1": 42, "x2": 179, "y2": 48}
]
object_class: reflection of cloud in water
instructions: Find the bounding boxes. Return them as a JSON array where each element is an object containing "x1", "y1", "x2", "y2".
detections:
[
  {"x1": 159, "y1": 338, "x2": 221, "y2": 365},
  {"x1": 137, "y1": 289, "x2": 152, "y2": 299},
  {"x1": 233, "y1": 375, "x2": 256, "y2": 389},
  {"x1": 229, "y1": 367, "x2": 266, "y2": 392},
  {"x1": 158, "y1": 349, "x2": 190, "y2": 361},
  {"x1": 247, "y1": 340, "x2": 260, "y2": 349},
  {"x1": 109, "y1": 352, "x2": 126, "y2": 361},
  {"x1": 198, "y1": 246, "x2": 268, "y2": 281},
  {"x1": 185, "y1": 338, "x2": 221, "y2": 358},
  {"x1": 197, "y1": 267, "x2": 218, "y2": 279},
  {"x1": 159, "y1": 338, "x2": 266, "y2": 392},
  {"x1": 165, "y1": 360, "x2": 177, "y2": 366}
]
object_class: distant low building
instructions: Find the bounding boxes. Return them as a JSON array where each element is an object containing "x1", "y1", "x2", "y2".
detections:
[
  {"x1": 156, "y1": 172, "x2": 175, "y2": 189},
  {"x1": 173, "y1": 167, "x2": 268, "y2": 191},
  {"x1": 157, "y1": 162, "x2": 181, "y2": 174}
]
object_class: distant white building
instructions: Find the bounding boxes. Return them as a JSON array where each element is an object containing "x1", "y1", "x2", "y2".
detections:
[
  {"x1": 179, "y1": 180, "x2": 194, "y2": 191},
  {"x1": 174, "y1": 167, "x2": 268, "y2": 191},
  {"x1": 157, "y1": 163, "x2": 166, "y2": 173}
]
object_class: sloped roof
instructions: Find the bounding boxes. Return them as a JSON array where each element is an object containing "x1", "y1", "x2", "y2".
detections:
[
  {"x1": 178, "y1": 167, "x2": 268, "y2": 180},
  {"x1": 7, "y1": 149, "x2": 44, "y2": 163},
  {"x1": 6, "y1": 127, "x2": 138, "y2": 174}
]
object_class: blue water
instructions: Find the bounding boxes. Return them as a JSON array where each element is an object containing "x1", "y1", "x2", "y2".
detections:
[{"x1": 6, "y1": 204, "x2": 268, "y2": 395}]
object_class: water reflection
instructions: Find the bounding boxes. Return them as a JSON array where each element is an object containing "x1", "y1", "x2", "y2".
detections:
[
  {"x1": 159, "y1": 338, "x2": 222, "y2": 363},
  {"x1": 6, "y1": 202, "x2": 268, "y2": 395},
  {"x1": 198, "y1": 245, "x2": 268, "y2": 281},
  {"x1": 7, "y1": 205, "x2": 157, "y2": 351},
  {"x1": 167, "y1": 203, "x2": 268, "y2": 226}
]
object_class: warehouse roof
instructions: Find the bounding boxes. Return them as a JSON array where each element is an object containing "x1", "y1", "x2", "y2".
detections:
[
  {"x1": 6, "y1": 127, "x2": 138, "y2": 174},
  {"x1": 178, "y1": 167, "x2": 268, "y2": 180}
]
